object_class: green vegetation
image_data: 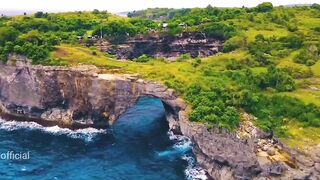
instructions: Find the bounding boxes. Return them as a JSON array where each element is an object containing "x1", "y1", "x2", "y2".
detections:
[
  {"x1": 1, "y1": 3, "x2": 320, "y2": 147},
  {"x1": 133, "y1": 54, "x2": 151, "y2": 62}
]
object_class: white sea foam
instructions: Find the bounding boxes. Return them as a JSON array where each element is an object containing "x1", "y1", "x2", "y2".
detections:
[
  {"x1": 182, "y1": 155, "x2": 208, "y2": 180},
  {"x1": 168, "y1": 131, "x2": 192, "y2": 152},
  {"x1": 0, "y1": 118, "x2": 107, "y2": 142},
  {"x1": 167, "y1": 131, "x2": 208, "y2": 180}
]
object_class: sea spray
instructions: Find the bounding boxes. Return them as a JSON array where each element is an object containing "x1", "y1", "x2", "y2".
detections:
[
  {"x1": 0, "y1": 97, "x2": 204, "y2": 179},
  {"x1": 182, "y1": 155, "x2": 208, "y2": 180},
  {"x1": 158, "y1": 131, "x2": 208, "y2": 180},
  {"x1": 0, "y1": 118, "x2": 107, "y2": 142}
]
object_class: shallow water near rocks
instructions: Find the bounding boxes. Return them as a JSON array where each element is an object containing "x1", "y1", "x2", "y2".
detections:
[{"x1": 0, "y1": 97, "x2": 206, "y2": 180}]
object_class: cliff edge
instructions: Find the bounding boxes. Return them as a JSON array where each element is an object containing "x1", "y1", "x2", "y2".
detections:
[{"x1": 0, "y1": 55, "x2": 319, "y2": 179}]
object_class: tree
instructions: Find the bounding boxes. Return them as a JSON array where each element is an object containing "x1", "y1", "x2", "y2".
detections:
[
  {"x1": 279, "y1": 34, "x2": 304, "y2": 49},
  {"x1": 34, "y1": 11, "x2": 45, "y2": 18},
  {"x1": 0, "y1": 27, "x2": 19, "y2": 46},
  {"x1": 201, "y1": 22, "x2": 236, "y2": 40},
  {"x1": 257, "y1": 66, "x2": 295, "y2": 92},
  {"x1": 256, "y1": 2, "x2": 273, "y2": 12},
  {"x1": 311, "y1": 3, "x2": 320, "y2": 10},
  {"x1": 18, "y1": 30, "x2": 43, "y2": 44},
  {"x1": 206, "y1": 4, "x2": 213, "y2": 9},
  {"x1": 93, "y1": 21, "x2": 137, "y2": 44},
  {"x1": 93, "y1": 9, "x2": 100, "y2": 14}
]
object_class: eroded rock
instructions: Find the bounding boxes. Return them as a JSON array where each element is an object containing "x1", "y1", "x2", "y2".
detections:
[
  {"x1": 100, "y1": 32, "x2": 223, "y2": 59},
  {"x1": 0, "y1": 56, "x2": 319, "y2": 180}
]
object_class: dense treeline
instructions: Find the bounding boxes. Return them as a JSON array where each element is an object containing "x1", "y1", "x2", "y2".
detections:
[
  {"x1": 186, "y1": 83, "x2": 240, "y2": 130},
  {"x1": 242, "y1": 93, "x2": 320, "y2": 133}
]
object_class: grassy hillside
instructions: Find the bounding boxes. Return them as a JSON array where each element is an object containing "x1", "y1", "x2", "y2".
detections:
[{"x1": 1, "y1": 3, "x2": 320, "y2": 148}]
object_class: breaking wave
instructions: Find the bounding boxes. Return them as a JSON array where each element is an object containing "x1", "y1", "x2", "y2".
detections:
[
  {"x1": 157, "y1": 131, "x2": 208, "y2": 180},
  {"x1": 182, "y1": 155, "x2": 208, "y2": 180},
  {"x1": 0, "y1": 118, "x2": 107, "y2": 142}
]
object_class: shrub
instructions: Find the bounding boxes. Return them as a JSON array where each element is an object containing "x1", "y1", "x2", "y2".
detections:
[
  {"x1": 306, "y1": 59, "x2": 316, "y2": 66},
  {"x1": 177, "y1": 53, "x2": 191, "y2": 61},
  {"x1": 226, "y1": 58, "x2": 244, "y2": 70},
  {"x1": 191, "y1": 58, "x2": 202, "y2": 67},
  {"x1": 223, "y1": 36, "x2": 244, "y2": 52},
  {"x1": 201, "y1": 22, "x2": 237, "y2": 40},
  {"x1": 277, "y1": 61, "x2": 313, "y2": 78},
  {"x1": 279, "y1": 34, "x2": 304, "y2": 49},
  {"x1": 242, "y1": 93, "x2": 320, "y2": 132},
  {"x1": 93, "y1": 21, "x2": 137, "y2": 44},
  {"x1": 294, "y1": 47, "x2": 319, "y2": 66},
  {"x1": 133, "y1": 54, "x2": 151, "y2": 62},
  {"x1": 287, "y1": 23, "x2": 298, "y2": 32},
  {"x1": 186, "y1": 83, "x2": 240, "y2": 130},
  {"x1": 0, "y1": 27, "x2": 19, "y2": 46},
  {"x1": 314, "y1": 27, "x2": 320, "y2": 32}
]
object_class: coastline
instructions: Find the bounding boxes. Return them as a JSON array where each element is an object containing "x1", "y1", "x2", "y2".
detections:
[{"x1": 0, "y1": 57, "x2": 319, "y2": 179}]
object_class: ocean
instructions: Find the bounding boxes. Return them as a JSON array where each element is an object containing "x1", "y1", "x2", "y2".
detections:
[{"x1": 0, "y1": 97, "x2": 206, "y2": 180}]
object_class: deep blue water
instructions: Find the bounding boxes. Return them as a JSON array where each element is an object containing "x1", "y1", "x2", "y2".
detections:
[{"x1": 0, "y1": 97, "x2": 206, "y2": 180}]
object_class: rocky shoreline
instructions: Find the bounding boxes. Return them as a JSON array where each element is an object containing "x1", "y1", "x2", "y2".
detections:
[{"x1": 0, "y1": 55, "x2": 319, "y2": 179}]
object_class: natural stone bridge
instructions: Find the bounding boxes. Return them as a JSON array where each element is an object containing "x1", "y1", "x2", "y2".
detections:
[
  {"x1": 0, "y1": 57, "x2": 185, "y2": 129},
  {"x1": 0, "y1": 55, "x2": 319, "y2": 180}
]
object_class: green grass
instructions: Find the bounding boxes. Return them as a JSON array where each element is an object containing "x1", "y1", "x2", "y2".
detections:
[
  {"x1": 282, "y1": 89, "x2": 320, "y2": 106},
  {"x1": 281, "y1": 121, "x2": 320, "y2": 148},
  {"x1": 245, "y1": 28, "x2": 289, "y2": 42},
  {"x1": 48, "y1": 6, "x2": 320, "y2": 148},
  {"x1": 52, "y1": 44, "x2": 248, "y2": 84},
  {"x1": 52, "y1": 44, "x2": 320, "y2": 149},
  {"x1": 312, "y1": 60, "x2": 320, "y2": 77}
]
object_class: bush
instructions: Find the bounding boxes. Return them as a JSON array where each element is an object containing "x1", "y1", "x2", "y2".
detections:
[
  {"x1": 223, "y1": 36, "x2": 244, "y2": 52},
  {"x1": 0, "y1": 27, "x2": 19, "y2": 46},
  {"x1": 191, "y1": 58, "x2": 201, "y2": 67},
  {"x1": 177, "y1": 53, "x2": 191, "y2": 61},
  {"x1": 287, "y1": 23, "x2": 298, "y2": 32},
  {"x1": 227, "y1": 66, "x2": 296, "y2": 91},
  {"x1": 242, "y1": 93, "x2": 320, "y2": 132},
  {"x1": 186, "y1": 83, "x2": 240, "y2": 130},
  {"x1": 294, "y1": 47, "x2": 319, "y2": 66},
  {"x1": 133, "y1": 54, "x2": 151, "y2": 62},
  {"x1": 277, "y1": 61, "x2": 313, "y2": 78},
  {"x1": 91, "y1": 51, "x2": 97, "y2": 56},
  {"x1": 256, "y1": 2, "x2": 273, "y2": 12},
  {"x1": 279, "y1": 34, "x2": 304, "y2": 49},
  {"x1": 93, "y1": 21, "x2": 137, "y2": 44},
  {"x1": 226, "y1": 58, "x2": 244, "y2": 70},
  {"x1": 34, "y1": 11, "x2": 46, "y2": 18},
  {"x1": 314, "y1": 27, "x2": 320, "y2": 32},
  {"x1": 306, "y1": 59, "x2": 316, "y2": 66},
  {"x1": 201, "y1": 22, "x2": 237, "y2": 40},
  {"x1": 258, "y1": 66, "x2": 295, "y2": 92}
]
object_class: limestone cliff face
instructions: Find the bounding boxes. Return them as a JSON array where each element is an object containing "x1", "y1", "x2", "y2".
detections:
[
  {"x1": 0, "y1": 55, "x2": 319, "y2": 179},
  {"x1": 0, "y1": 55, "x2": 183, "y2": 128},
  {"x1": 101, "y1": 32, "x2": 222, "y2": 59}
]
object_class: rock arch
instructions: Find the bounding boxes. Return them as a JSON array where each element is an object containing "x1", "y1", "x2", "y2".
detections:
[{"x1": 2, "y1": 59, "x2": 308, "y2": 180}]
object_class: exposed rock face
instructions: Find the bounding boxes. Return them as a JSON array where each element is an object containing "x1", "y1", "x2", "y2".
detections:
[
  {"x1": 177, "y1": 112, "x2": 262, "y2": 179},
  {"x1": 0, "y1": 55, "x2": 319, "y2": 179},
  {"x1": 0, "y1": 55, "x2": 184, "y2": 128},
  {"x1": 102, "y1": 32, "x2": 222, "y2": 59}
]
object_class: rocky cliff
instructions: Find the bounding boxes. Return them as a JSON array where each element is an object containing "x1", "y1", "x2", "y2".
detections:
[
  {"x1": 0, "y1": 55, "x2": 319, "y2": 179},
  {"x1": 0, "y1": 55, "x2": 183, "y2": 128},
  {"x1": 100, "y1": 32, "x2": 222, "y2": 59}
]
